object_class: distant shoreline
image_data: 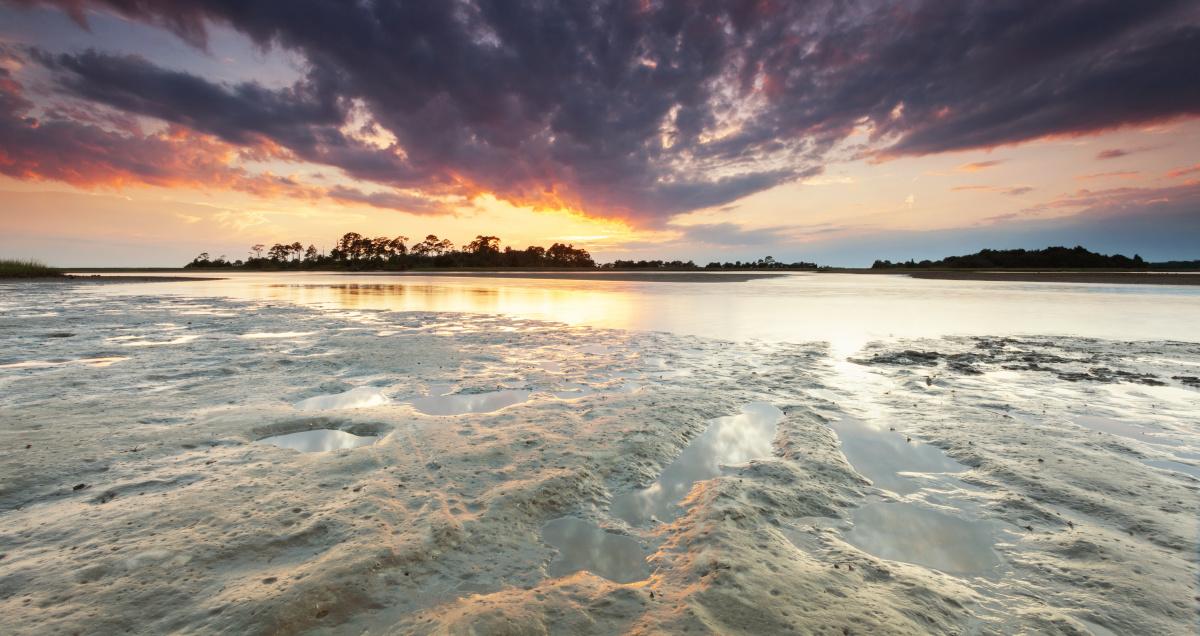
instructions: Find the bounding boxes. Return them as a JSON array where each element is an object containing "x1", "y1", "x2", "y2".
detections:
[
  {"x1": 8, "y1": 269, "x2": 1198, "y2": 286},
  {"x1": 0, "y1": 274, "x2": 223, "y2": 283},
  {"x1": 872, "y1": 270, "x2": 1200, "y2": 286}
]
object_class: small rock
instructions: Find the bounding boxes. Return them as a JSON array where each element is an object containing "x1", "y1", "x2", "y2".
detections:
[
  {"x1": 262, "y1": 577, "x2": 278, "y2": 584},
  {"x1": 73, "y1": 483, "x2": 89, "y2": 491}
]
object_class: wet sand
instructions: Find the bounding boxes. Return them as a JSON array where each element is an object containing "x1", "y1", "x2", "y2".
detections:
[{"x1": 1, "y1": 284, "x2": 1197, "y2": 635}]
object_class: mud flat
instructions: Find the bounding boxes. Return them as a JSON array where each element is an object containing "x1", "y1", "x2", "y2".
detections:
[{"x1": 0, "y1": 282, "x2": 1197, "y2": 634}]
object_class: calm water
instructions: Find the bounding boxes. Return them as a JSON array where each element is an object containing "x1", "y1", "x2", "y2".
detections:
[{"x1": 80, "y1": 271, "x2": 1200, "y2": 352}]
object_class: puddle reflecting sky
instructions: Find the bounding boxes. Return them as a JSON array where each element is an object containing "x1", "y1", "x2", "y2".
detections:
[
  {"x1": 845, "y1": 502, "x2": 1004, "y2": 577},
  {"x1": 829, "y1": 416, "x2": 966, "y2": 495},
  {"x1": 295, "y1": 386, "x2": 389, "y2": 411},
  {"x1": 410, "y1": 389, "x2": 531, "y2": 416},
  {"x1": 541, "y1": 517, "x2": 649, "y2": 583},
  {"x1": 1074, "y1": 415, "x2": 1186, "y2": 448},
  {"x1": 258, "y1": 429, "x2": 378, "y2": 452},
  {"x1": 611, "y1": 401, "x2": 783, "y2": 526},
  {"x1": 1142, "y1": 459, "x2": 1200, "y2": 479}
]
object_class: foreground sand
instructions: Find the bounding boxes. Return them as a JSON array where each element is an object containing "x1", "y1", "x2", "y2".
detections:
[{"x1": 0, "y1": 284, "x2": 1196, "y2": 634}]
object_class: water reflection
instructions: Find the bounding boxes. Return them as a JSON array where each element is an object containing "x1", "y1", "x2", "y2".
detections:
[
  {"x1": 410, "y1": 389, "x2": 531, "y2": 415},
  {"x1": 1143, "y1": 459, "x2": 1200, "y2": 479},
  {"x1": 844, "y1": 502, "x2": 1003, "y2": 577},
  {"x1": 1074, "y1": 415, "x2": 1185, "y2": 448},
  {"x1": 87, "y1": 271, "x2": 1200, "y2": 354},
  {"x1": 541, "y1": 517, "x2": 649, "y2": 583},
  {"x1": 295, "y1": 386, "x2": 389, "y2": 411},
  {"x1": 263, "y1": 282, "x2": 635, "y2": 329},
  {"x1": 258, "y1": 429, "x2": 378, "y2": 452},
  {"x1": 829, "y1": 416, "x2": 966, "y2": 495},
  {"x1": 611, "y1": 401, "x2": 783, "y2": 526}
]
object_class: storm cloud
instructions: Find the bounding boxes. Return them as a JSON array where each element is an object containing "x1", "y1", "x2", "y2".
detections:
[{"x1": 4, "y1": 0, "x2": 1200, "y2": 224}]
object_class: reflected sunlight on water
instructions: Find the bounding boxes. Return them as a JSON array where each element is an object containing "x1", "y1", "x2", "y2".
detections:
[{"x1": 81, "y1": 272, "x2": 1200, "y2": 353}]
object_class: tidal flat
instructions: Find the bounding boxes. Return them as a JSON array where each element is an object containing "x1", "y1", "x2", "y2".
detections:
[{"x1": 0, "y1": 273, "x2": 1197, "y2": 635}]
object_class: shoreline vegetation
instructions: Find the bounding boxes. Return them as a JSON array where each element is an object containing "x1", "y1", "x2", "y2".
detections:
[
  {"x1": 8, "y1": 244, "x2": 1196, "y2": 285},
  {"x1": 0, "y1": 259, "x2": 62, "y2": 278},
  {"x1": 182, "y1": 232, "x2": 821, "y2": 271}
]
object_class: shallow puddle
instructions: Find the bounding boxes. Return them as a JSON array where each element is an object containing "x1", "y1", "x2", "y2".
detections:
[
  {"x1": 258, "y1": 429, "x2": 378, "y2": 452},
  {"x1": 845, "y1": 502, "x2": 1004, "y2": 577},
  {"x1": 295, "y1": 386, "x2": 389, "y2": 411},
  {"x1": 1074, "y1": 415, "x2": 1185, "y2": 448},
  {"x1": 1143, "y1": 459, "x2": 1200, "y2": 479},
  {"x1": 611, "y1": 401, "x2": 783, "y2": 526},
  {"x1": 540, "y1": 517, "x2": 649, "y2": 583},
  {"x1": 410, "y1": 389, "x2": 531, "y2": 415},
  {"x1": 829, "y1": 415, "x2": 967, "y2": 495}
]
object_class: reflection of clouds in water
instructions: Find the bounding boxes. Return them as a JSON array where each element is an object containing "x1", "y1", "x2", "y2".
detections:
[
  {"x1": 846, "y1": 502, "x2": 1004, "y2": 577},
  {"x1": 295, "y1": 386, "x2": 389, "y2": 411},
  {"x1": 541, "y1": 517, "x2": 648, "y2": 583},
  {"x1": 612, "y1": 402, "x2": 782, "y2": 526},
  {"x1": 409, "y1": 389, "x2": 531, "y2": 416},
  {"x1": 258, "y1": 429, "x2": 378, "y2": 453},
  {"x1": 830, "y1": 415, "x2": 966, "y2": 495}
]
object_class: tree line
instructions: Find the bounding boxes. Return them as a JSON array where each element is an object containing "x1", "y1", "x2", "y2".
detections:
[
  {"x1": 871, "y1": 246, "x2": 1151, "y2": 269},
  {"x1": 185, "y1": 232, "x2": 825, "y2": 271},
  {"x1": 186, "y1": 233, "x2": 596, "y2": 269},
  {"x1": 601, "y1": 256, "x2": 818, "y2": 270}
]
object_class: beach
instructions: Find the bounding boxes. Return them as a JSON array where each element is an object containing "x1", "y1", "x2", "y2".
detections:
[{"x1": 0, "y1": 274, "x2": 1197, "y2": 634}]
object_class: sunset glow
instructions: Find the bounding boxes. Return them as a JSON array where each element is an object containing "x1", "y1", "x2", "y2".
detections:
[{"x1": 1, "y1": 2, "x2": 1198, "y2": 265}]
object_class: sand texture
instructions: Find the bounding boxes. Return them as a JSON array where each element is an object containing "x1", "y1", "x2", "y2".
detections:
[{"x1": 0, "y1": 283, "x2": 1196, "y2": 635}]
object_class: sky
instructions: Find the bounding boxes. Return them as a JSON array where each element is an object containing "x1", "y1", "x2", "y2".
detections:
[{"x1": 0, "y1": 1, "x2": 1197, "y2": 267}]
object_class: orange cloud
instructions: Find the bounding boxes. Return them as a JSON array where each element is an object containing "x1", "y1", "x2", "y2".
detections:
[
  {"x1": 956, "y1": 159, "x2": 1005, "y2": 172},
  {"x1": 1166, "y1": 163, "x2": 1200, "y2": 178}
]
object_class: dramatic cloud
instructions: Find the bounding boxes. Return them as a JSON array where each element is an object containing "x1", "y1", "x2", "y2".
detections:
[{"x1": 4, "y1": 0, "x2": 1200, "y2": 225}]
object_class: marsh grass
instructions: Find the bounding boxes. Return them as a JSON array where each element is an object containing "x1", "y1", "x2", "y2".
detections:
[{"x1": 0, "y1": 259, "x2": 62, "y2": 278}]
